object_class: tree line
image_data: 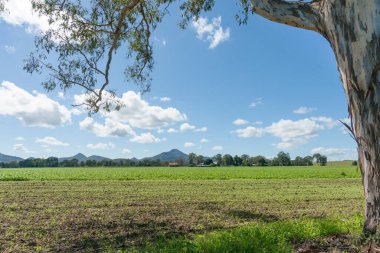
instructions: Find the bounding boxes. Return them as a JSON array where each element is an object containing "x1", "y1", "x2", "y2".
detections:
[
  {"x1": 0, "y1": 152, "x2": 327, "y2": 168},
  {"x1": 0, "y1": 158, "x2": 165, "y2": 168},
  {"x1": 189, "y1": 152, "x2": 327, "y2": 167}
]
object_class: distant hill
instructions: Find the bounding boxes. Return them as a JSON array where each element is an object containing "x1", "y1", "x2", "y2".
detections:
[
  {"x1": 143, "y1": 149, "x2": 189, "y2": 162},
  {"x1": 1, "y1": 149, "x2": 189, "y2": 164},
  {"x1": 58, "y1": 153, "x2": 87, "y2": 163},
  {"x1": 87, "y1": 155, "x2": 111, "y2": 162},
  {"x1": 0, "y1": 153, "x2": 23, "y2": 163},
  {"x1": 58, "y1": 153, "x2": 111, "y2": 162}
]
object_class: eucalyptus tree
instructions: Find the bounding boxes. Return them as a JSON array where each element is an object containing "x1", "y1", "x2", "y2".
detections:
[{"x1": 3, "y1": 0, "x2": 380, "y2": 233}]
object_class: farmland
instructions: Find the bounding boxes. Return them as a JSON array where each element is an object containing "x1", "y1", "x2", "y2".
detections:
[{"x1": 0, "y1": 166, "x2": 364, "y2": 252}]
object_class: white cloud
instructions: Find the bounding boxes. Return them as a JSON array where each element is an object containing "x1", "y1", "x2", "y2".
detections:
[
  {"x1": 184, "y1": 142, "x2": 195, "y2": 148},
  {"x1": 130, "y1": 133, "x2": 161, "y2": 144},
  {"x1": 58, "y1": 92, "x2": 65, "y2": 99},
  {"x1": 250, "y1": 98, "x2": 263, "y2": 108},
  {"x1": 122, "y1": 148, "x2": 132, "y2": 154},
  {"x1": 70, "y1": 108, "x2": 82, "y2": 116},
  {"x1": 1, "y1": 0, "x2": 73, "y2": 41},
  {"x1": 75, "y1": 90, "x2": 186, "y2": 130},
  {"x1": 1, "y1": 0, "x2": 50, "y2": 33},
  {"x1": 86, "y1": 142, "x2": 115, "y2": 150},
  {"x1": 194, "y1": 127, "x2": 207, "y2": 132},
  {"x1": 200, "y1": 138, "x2": 209, "y2": 143},
  {"x1": 4, "y1": 45, "x2": 16, "y2": 54},
  {"x1": 15, "y1": 137, "x2": 25, "y2": 141},
  {"x1": 0, "y1": 81, "x2": 71, "y2": 128},
  {"x1": 36, "y1": 136, "x2": 68, "y2": 147},
  {"x1": 234, "y1": 126, "x2": 265, "y2": 138},
  {"x1": 293, "y1": 106, "x2": 316, "y2": 114},
  {"x1": 192, "y1": 16, "x2": 230, "y2": 49},
  {"x1": 160, "y1": 97, "x2": 171, "y2": 102},
  {"x1": 80, "y1": 117, "x2": 135, "y2": 138},
  {"x1": 13, "y1": 143, "x2": 33, "y2": 154},
  {"x1": 310, "y1": 116, "x2": 338, "y2": 129},
  {"x1": 311, "y1": 147, "x2": 357, "y2": 160},
  {"x1": 167, "y1": 128, "x2": 178, "y2": 133},
  {"x1": 233, "y1": 118, "x2": 249, "y2": 125},
  {"x1": 233, "y1": 116, "x2": 338, "y2": 149},
  {"x1": 179, "y1": 123, "x2": 207, "y2": 132},
  {"x1": 154, "y1": 37, "x2": 167, "y2": 46},
  {"x1": 180, "y1": 123, "x2": 196, "y2": 132},
  {"x1": 212, "y1": 145, "x2": 223, "y2": 151}
]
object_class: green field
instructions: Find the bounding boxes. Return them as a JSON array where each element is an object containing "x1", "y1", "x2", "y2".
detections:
[{"x1": 0, "y1": 166, "x2": 364, "y2": 252}]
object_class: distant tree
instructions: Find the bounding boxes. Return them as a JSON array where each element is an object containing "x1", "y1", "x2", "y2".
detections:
[
  {"x1": 204, "y1": 158, "x2": 213, "y2": 166},
  {"x1": 319, "y1": 155, "x2": 327, "y2": 166},
  {"x1": 222, "y1": 154, "x2": 234, "y2": 166},
  {"x1": 313, "y1": 153, "x2": 327, "y2": 166},
  {"x1": 313, "y1": 153, "x2": 322, "y2": 165},
  {"x1": 352, "y1": 161, "x2": 358, "y2": 166},
  {"x1": 46, "y1": 157, "x2": 59, "y2": 167},
  {"x1": 302, "y1": 156, "x2": 314, "y2": 166},
  {"x1": 276, "y1": 152, "x2": 291, "y2": 166},
  {"x1": 251, "y1": 155, "x2": 267, "y2": 166},
  {"x1": 240, "y1": 154, "x2": 251, "y2": 166},
  {"x1": 188, "y1": 153, "x2": 196, "y2": 165},
  {"x1": 175, "y1": 158, "x2": 185, "y2": 166},
  {"x1": 292, "y1": 156, "x2": 304, "y2": 166},
  {"x1": 195, "y1": 155, "x2": 204, "y2": 165},
  {"x1": 233, "y1": 155, "x2": 243, "y2": 166},
  {"x1": 213, "y1": 154, "x2": 223, "y2": 166}
]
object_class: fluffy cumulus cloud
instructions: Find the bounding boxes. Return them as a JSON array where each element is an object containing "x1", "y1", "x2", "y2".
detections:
[
  {"x1": 179, "y1": 123, "x2": 207, "y2": 133},
  {"x1": 234, "y1": 126, "x2": 265, "y2": 138},
  {"x1": 36, "y1": 136, "x2": 69, "y2": 147},
  {"x1": 192, "y1": 16, "x2": 230, "y2": 49},
  {"x1": 293, "y1": 106, "x2": 317, "y2": 114},
  {"x1": 122, "y1": 148, "x2": 132, "y2": 154},
  {"x1": 167, "y1": 128, "x2": 178, "y2": 133},
  {"x1": 200, "y1": 138, "x2": 209, "y2": 143},
  {"x1": 75, "y1": 91, "x2": 187, "y2": 130},
  {"x1": 212, "y1": 145, "x2": 223, "y2": 151},
  {"x1": 0, "y1": 81, "x2": 71, "y2": 128},
  {"x1": 1, "y1": 0, "x2": 72, "y2": 39},
  {"x1": 233, "y1": 117, "x2": 338, "y2": 149},
  {"x1": 80, "y1": 117, "x2": 135, "y2": 138},
  {"x1": 130, "y1": 133, "x2": 161, "y2": 144},
  {"x1": 250, "y1": 98, "x2": 263, "y2": 108},
  {"x1": 86, "y1": 142, "x2": 115, "y2": 150},
  {"x1": 160, "y1": 97, "x2": 171, "y2": 102},
  {"x1": 233, "y1": 118, "x2": 249, "y2": 126},
  {"x1": 184, "y1": 142, "x2": 195, "y2": 148},
  {"x1": 13, "y1": 143, "x2": 33, "y2": 154},
  {"x1": 0, "y1": 0, "x2": 53, "y2": 33},
  {"x1": 311, "y1": 147, "x2": 357, "y2": 160},
  {"x1": 4, "y1": 45, "x2": 16, "y2": 54}
]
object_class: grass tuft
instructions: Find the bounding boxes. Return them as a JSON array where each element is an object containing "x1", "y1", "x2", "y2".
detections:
[{"x1": 135, "y1": 216, "x2": 362, "y2": 253}]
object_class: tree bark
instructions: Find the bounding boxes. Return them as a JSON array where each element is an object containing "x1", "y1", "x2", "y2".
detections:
[{"x1": 251, "y1": 0, "x2": 380, "y2": 234}]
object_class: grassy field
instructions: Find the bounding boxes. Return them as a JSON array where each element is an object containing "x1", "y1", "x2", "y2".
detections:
[
  {"x1": 0, "y1": 166, "x2": 364, "y2": 252},
  {"x1": 0, "y1": 166, "x2": 361, "y2": 181}
]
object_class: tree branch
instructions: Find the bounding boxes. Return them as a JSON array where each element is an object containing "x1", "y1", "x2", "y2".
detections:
[{"x1": 250, "y1": 0, "x2": 322, "y2": 32}]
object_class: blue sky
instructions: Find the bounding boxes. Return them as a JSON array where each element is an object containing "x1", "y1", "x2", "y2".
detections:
[{"x1": 0, "y1": 0, "x2": 357, "y2": 160}]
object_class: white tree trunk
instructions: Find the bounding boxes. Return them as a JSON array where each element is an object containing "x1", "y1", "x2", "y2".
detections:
[{"x1": 251, "y1": 0, "x2": 380, "y2": 233}]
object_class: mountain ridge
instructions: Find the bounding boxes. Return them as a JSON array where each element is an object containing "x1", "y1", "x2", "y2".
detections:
[{"x1": 0, "y1": 149, "x2": 189, "y2": 163}]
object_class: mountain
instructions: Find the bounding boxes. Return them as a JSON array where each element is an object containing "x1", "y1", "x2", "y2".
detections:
[
  {"x1": 58, "y1": 153, "x2": 87, "y2": 163},
  {"x1": 1, "y1": 149, "x2": 189, "y2": 164},
  {"x1": 0, "y1": 153, "x2": 23, "y2": 163},
  {"x1": 143, "y1": 149, "x2": 189, "y2": 162},
  {"x1": 87, "y1": 155, "x2": 111, "y2": 162}
]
